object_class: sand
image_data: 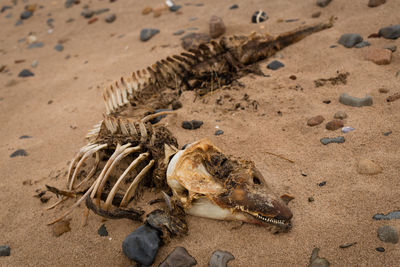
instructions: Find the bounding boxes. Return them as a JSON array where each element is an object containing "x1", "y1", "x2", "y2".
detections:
[{"x1": 0, "y1": 0, "x2": 399, "y2": 266}]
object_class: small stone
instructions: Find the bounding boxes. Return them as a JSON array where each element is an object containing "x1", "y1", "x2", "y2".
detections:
[
  {"x1": 309, "y1": 248, "x2": 330, "y2": 267},
  {"x1": 384, "y1": 45, "x2": 397, "y2": 53},
  {"x1": 215, "y1": 130, "x2": 224, "y2": 136},
  {"x1": 169, "y1": 5, "x2": 182, "y2": 12},
  {"x1": 378, "y1": 225, "x2": 398, "y2": 244},
  {"x1": 373, "y1": 210, "x2": 400, "y2": 220},
  {"x1": 122, "y1": 225, "x2": 161, "y2": 266},
  {"x1": 364, "y1": 48, "x2": 392, "y2": 65},
  {"x1": 209, "y1": 250, "x2": 234, "y2": 267},
  {"x1": 383, "y1": 131, "x2": 392, "y2": 136},
  {"x1": 27, "y1": 42, "x2": 44, "y2": 49},
  {"x1": 10, "y1": 149, "x2": 28, "y2": 158},
  {"x1": 181, "y1": 33, "x2": 210, "y2": 50},
  {"x1": 18, "y1": 69, "x2": 35, "y2": 77},
  {"x1": 317, "y1": 0, "x2": 332, "y2": 7},
  {"x1": 15, "y1": 20, "x2": 23, "y2": 26},
  {"x1": 65, "y1": 0, "x2": 77, "y2": 8},
  {"x1": 209, "y1": 15, "x2": 226, "y2": 38},
  {"x1": 325, "y1": 119, "x2": 343, "y2": 131},
  {"x1": 142, "y1": 7, "x2": 152, "y2": 15},
  {"x1": 341, "y1": 126, "x2": 354, "y2": 133},
  {"x1": 379, "y1": 88, "x2": 389, "y2": 93},
  {"x1": 159, "y1": 247, "x2": 197, "y2": 267},
  {"x1": 357, "y1": 158, "x2": 382, "y2": 175},
  {"x1": 140, "y1": 28, "x2": 160, "y2": 42},
  {"x1": 368, "y1": 0, "x2": 386, "y2": 7},
  {"x1": 267, "y1": 60, "x2": 284, "y2": 70},
  {"x1": 52, "y1": 220, "x2": 71, "y2": 237},
  {"x1": 229, "y1": 4, "x2": 239, "y2": 10},
  {"x1": 81, "y1": 8, "x2": 94, "y2": 18},
  {"x1": 289, "y1": 75, "x2": 297, "y2": 80},
  {"x1": 182, "y1": 120, "x2": 203, "y2": 130},
  {"x1": 318, "y1": 181, "x2": 326, "y2": 187},
  {"x1": 329, "y1": 45, "x2": 337, "y2": 48},
  {"x1": 19, "y1": 135, "x2": 32, "y2": 139},
  {"x1": 54, "y1": 44, "x2": 64, "y2": 52},
  {"x1": 1, "y1": 6, "x2": 12, "y2": 13},
  {"x1": 378, "y1": 25, "x2": 400, "y2": 40},
  {"x1": 333, "y1": 111, "x2": 347, "y2": 120},
  {"x1": 31, "y1": 60, "x2": 39, "y2": 68},
  {"x1": 320, "y1": 136, "x2": 345, "y2": 145},
  {"x1": 339, "y1": 242, "x2": 356, "y2": 249},
  {"x1": 173, "y1": 29, "x2": 185, "y2": 36},
  {"x1": 251, "y1": 10, "x2": 268, "y2": 23},
  {"x1": 88, "y1": 17, "x2": 98, "y2": 24},
  {"x1": 311, "y1": 11, "x2": 321, "y2": 18},
  {"x1": 322, "y1": 100, "x2": 331, "y2": 104},
  {"x1": 376, "y1": 247, "x2": 385, "y2": 252},
  {"x1": 308, "y1": 197, "x2": 314, "y2": 202},
  {"x1": 94, "y1": 8, "x2": 110, "y2": 15},
  {"x1": 354, "y1": 41, "x2": 370, "y2": 48},
  {"x1": 338, "y1": 33, "x2": 363, "y2": 48},
  {"x1": 0, "y1": 245, "x2": 10, "y2": 257},
  {"x1": 97, "y1": 224, "x2": 108, "y2": 236},
  {"x1": 339, "y1": 93, "x2": 373, "y2": 107},
  {"x1": 20, "y1": 10, "x2": 32, "y2": 20},
  {"x1": 307, "y1": 115, "x2": 325, "y2": 126},
  {"x1": 105, "y1": 13, "x2": 116, "y2": 23},
  {"x1": 188, "y1": 17, "x2": 198, "y2": 21},
  {"x1": 172, "y1": 100, "x2": 183, "y2": 110}
]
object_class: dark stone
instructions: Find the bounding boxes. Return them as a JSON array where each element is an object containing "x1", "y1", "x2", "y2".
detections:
[
  {"x1": 10, "y1": 149, "x2": 28, "y2": 157},
  {"x1": 329, "y1": 45, "x2": 337, "y2": 48},
  {"x1": 47, "y1": 18, "x2": 54, "y2": 27},
  {"x1": 354, "y1": 41, "x2": 370, "y2": 48},
  {"x1": 192, "y1": 120, "x2": 203, "y2": 129},
  {"x1": 159, "y1": 247, "x2": 197, "y2": 267},
  {"x1": 368, "y1": 0, "x2": 386, "y2": 7},
  {"x1": 182, "y1": 120, "x2": 203, "y2": 130},
  {"x1": 317, "y1": 0, "x2": 332, "y2": 7},
  {"x1": 320, "y1": 136, "x2": 345, "y2": 145},
  {"x1": 172, "y1": 100, "x2": 182, "y2": 110},
  {"x1": 94, "y1": 8, "x2": 110, "y2": 15},
  {"x1": 54, "y1": 44, "x2": 64, "y2": 52},
  {"x1": 308, "y1": 197, "x2": 314, "y2": 202},
  {"x1": 309, "y1": 247, "x2": 330, "y2": 267},
  {"x1": 20, "y1": 10, "x2": 32, "y2": 20},
  {"x1": 0, "y1": 245, "x2": 10, "y2": 257},
  {"x1": 383, "y1": 131, "x2": 392, "y2": 136},
  {"x1": 325, "y1": 119, "x2": 344, "y2": 131},
  {"x1": 215, "y1": 130, "x2": 224, "y2": 136},
  {"x1": 1, "y1": 6, "x2": 12, "y2": 13},
  {"x1": 229, "y1": 4, "x2": 239, "y2": 9},
  {"x1": 81, "y1": 8, "x2": 94, "y2": 18},
  {"x1": 19, "y1": 135, "x2": 32, "y2": 139},
  {"x1": 209, "y1": 250, "x2": 235, "y2": 267},
  {"x1": 65, "y1": 0, "x2": 77, "y2": 8},
  {"x1": 251, "y1": 10, "x2": 267, "y2": 23},
  {"x1": 27, "y1": 42, "x2": 44, "y2": 49},
  {"x1": 140, "y1": 28, "x2": 160, "y2": 42},
  {"x1": 98, "y1": 224, "x2": 108, "y2": 236},
  {"x1": 15, "y1": 19, "x2": 23, "y2": 26},
  {"x1": 169, "y1": 5, "x2": 182, "y2": 12},
  {"x1": 150, "y1": 109, "x2": 172, "y2": 124},
  {"x1": 267, "y1": 60, "x2": 284, "y2": 70},
  {"x1": 105, "y1": 13, "x2": 116, "y2": 23},
  {"x1": 378, "y1": 25, "x2": 400, "y2": 39},
  {"x1": 122, "y1": 225, "x2": 161, "y2": 266},
  {"x1": 318, "y1": 181, "x2": 326, "y2": 187},
  {"x1": 323, "y1": 100, "x2": 331, "y2": 104},
  {"x1": 18, "y1": 69, "x2": 34, "y2": 77},
  {"x1": 339, "y1": 242, "x2": 356, "y2": 248},
  {"x1": 173, "y1": 30, "x2": 185, "y2": 36},
  {"x1": 377, "y1": 225, "x2": 399, "y2": 243},
  {"x1": 338, "y1": 33, "x2": 363, "y2": 48},
  {"x1": 376, "y1": 247, "x2": 385, "y2": 252}
]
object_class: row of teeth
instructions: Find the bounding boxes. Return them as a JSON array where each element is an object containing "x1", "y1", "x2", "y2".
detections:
[{"x1": 256, "y1": 214, "x2": 285, "y2": 225}]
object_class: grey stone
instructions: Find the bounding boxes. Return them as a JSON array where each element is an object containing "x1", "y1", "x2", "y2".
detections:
[
  {"x1": 312, "y1": 11, "x2": 321, "y2": 18},
  {"x1": 229, "y1": 4, "x2": 239, "y2": 9},
  {"x1": 159, "y1": 247, "x2": 197, "y2": 267},
  {"x1": 354, "y1": 41, "x2": 370, "y2": 48},
  {"x1": 317, "y1": 0, "x2": 332, "y2": 7},
  {"x1": 309, "y1": 248, "x2": 330, "y2": 267},
  {"x1": 54, "y1": 44, "x2": 64, "y2": 52},
  {"x1": 320, "y1": 136, "x2": 345, "y2": 145},
  {"x1": 98, "y1": 224, "x2": 108, "y2": 236},
  {"x1": 384, "y1": 45, "x2": 397, "y2": 52},
  {"x1": 267, "y1": 60, "x2": 285, "y2": 70},
  {"x1": 20, "y1": 10, "x2": 32, "y2": 20},
  {"x1": 368, "y1": 0, "x2": 386, "y2": 7},
  {"x1": 169, "y1": 5, "x2": 182, "y2": 12},
  {"x1": 94, "y1": 8, "x2": 110, "y2": 15},
  {"x1": 140, "y1": 28, "x2": 160, "y2": 42},
  {"x1": 10, "y1": 149, "x2": 28, "y2": 157},
  {"x1": 182, "y1": 120, "x2": 203, "y2": 130},
  {"x1": 333, "y1": 111, "x2": 347, "y2": 119},
  {"x1": 28, "y1": 42, "x2": 44, "y2": 49},
  {"x1": 64, "y1": 0, "x2": 76, "y2": 8},
  {"x1": 15, "y1": 19, "x2": 23, "y2": 26},
  {"x1": 18, "y1": 69, "x2": 34, "y2": 77},
  {"x1": 376, "y1": 247, "x2": 385, "y2": 252},
  {"x1": 215, "y1": 130, "x2": 224, "y2": 136},
  {"x1": 105, "y1": 13, "x2": 116, "y2": 23},
  {"x1": 122, "y1": 225, "x2": 160, "y2": 266},
  {"x1": 81, "y1": 8, "x2": 94, "y2": 18},
  {"x1": 209, "y1": 250, "x2": 235, "y2": 267},
  {"x1": 31, "y1": 60, "x2": 39, "y2": 68},
  {"x1": 173, "y1": 29, "x2": 185, "y2": 36},
  {"x1": 338, "y1": 33, "x2": 363, "y2": 48},
  {"x1": 373, "y1": 211, "x2": 400, "y2": 220},
  {"x1": 1, "y1": 6, "x2": 12, "y2": 13},
  {"x1": 378, "y1": 25, "x2": 400, "y2": 39},
  {"x1": 0, "y1": 245, "x2": 10, "y2": 257},
  {"x1": 339, "y1": 93, "x2": 373, "y2": 107},
  {"x1": 378, "y1": 225, "x2": 398, "y2": 244},
  {"x1": 19, "y1": 135, "x2": 32, "y2": 139}
]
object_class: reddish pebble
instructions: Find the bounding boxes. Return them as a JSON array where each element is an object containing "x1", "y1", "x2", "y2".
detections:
[
  {"x1": 88, "y1": 17, "x2": 98, "y2": 24},
  {"x1": 325, "y1": 119, "x2": 344, "y2": 131},
  {"x1": 307, "y1": 115, "x2": 325, "y2": 126},
  {"x1": 364, "y1": 48, "x2": 392, "y2": 65}
]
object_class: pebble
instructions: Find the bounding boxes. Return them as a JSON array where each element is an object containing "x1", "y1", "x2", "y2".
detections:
[
  {"x1": 325, "y1": 119, "x2": 343, "y2": 131},
  {"x1": 338, "y1": 33, "x2": 363, "y2": 48},
  {"x1": 267, "y1": 60, "x2": 284, "y2": 70},
  {"x1": 181, "y1": 33, "x2": 210, "y2": 50},
  {"x1": 364, "y1": 48, "x2": 392, "y2": 65},
  {"x1": 311, "y1": 11, "x2": 321, "y2": 18},
  {"x1": 189, "y1": 17, "x2": 198, "y2": 21},
  {"x1": 19, "y1": 69, "x2": 35, "y2": 78},
  {"x1": 376, "y1": 247, "x2": 385, "y2": 252},
  {"x1": 15, "y1": 20, "x2": 23, "y2": 26},
  {"x1": 357, "y1": 158, "x2": 382, "y2": 175},
  {"x1": 329, "y1": 45, "x2": 337, "y2": 48},
  {"x1": 52, "y1": 220, "x2": 71, "y2": 237},
  {"x1": 169, "y1": 5, "x2": 182, "y2": 12},
  {"x1": 229, "y1": 4, "x2": 239, "y2": 10},
  {"x1": 94, "y1": 8, "x2": 110, "y2": 15},
  {"x1": 65, "y1": 0, "x2": 77, "y2": 8},
  {"x1": 28, "y1": 42, "x2": 44, "y2": 49},
  {"x1": 122, "y1": 225, "x2": 161, "y2": 266},
  {"x1": 339, "y1": 93, "x2": 373, "y2": 107},
  {"x1": 318, "y1": 181, "x2": 326, "y2": 187},
  {"x1": 0, "y1": 245, "x2": 10, "y2": 257},
  {"x1": 309, "y1": 248, "x2": 330, "y2": 267},
  {"x1": 368, "y1": 0, "x2": 386, "y2": 7},
  {"x1": 215, "y1": 130, "x2": 224, "y2": 136},
  {"x1": 354, "y1": 41, "x2": 370, "y2": 48},
  {"x1": 54, "y1": 44, "x2": 64, "y2": 52},
  {"x1": 333, "y1": 111, "x2": 347, "y2": 120},
  {"x1": 159, "y1": 247, "x2": 197, "y2": 267},
  {"x1": 323, "y1": 100, "x2": 331, "y2": 104},
  {"x1": 251, "y1": 10, "x2": 268, "y2": 23},
  {"x1": 88, "y1": 17, "x2": 98, "y2": 24},
  {"x1": 308, "y1": 197, "x2": 314, "y2": 202},
  {"x1": 378, "y1": 25, "x2": 400, "y2": 39},
  {"x1": 377, "y1": 225, "x2": 399, "y2": 244},
  {"x1": 373, "y1": 211, "x2": 400, "y2": 220},
  {"x1": 341, "y1": 126, "x2": 354, "y2": 133},
  {"x1": 379, "y1": 88, "x2": 389, "y2": 93},
  {"x1": 1, "y1": 6, "x2": 12, "y2": 13},
  {"x1": 98, "y1": 224, "x2": 108, "y2": 236},
  {"x1": 105, "y1": 13, "x2": 116, "y2": 23},
  {"x1": 320, "y1": 136, "x2": 345, "y2": 145},
  {"x1": 142, "y1": 7, "x2": 152, "y2": 15},
  {"x1": 182, "y1": 120, "x2": 203, "y2": 130},
  {"x1": 81, "y1": 8, "x2": 94, "y2": 18},
  {"x1": 10, "y1": 149, "x2": 28, "y2": 158},
  {"x1": 20, "y1": 135, "x2": 32, "y2": 139},
  {"x1": 339, "y1": 242, "x2": 357, "y2": 249},
  {"x1": 317, "y1": 0, "x2": 332, "y2": 7},
  {"x1": 209, "y1": 15, "x2": 226, "y2": 38},
  {"x1": 384, "y1": 45, "x2": 397, "y2": 52},
  {"x1": 383, "y1": 131, "x2": 392, "y2": 136},
  {"x1": 173, "y1": 29, "x2": 185, "y2": 36},
  {"x1": 31, "y1": 60, "x2": 39, "y2": 68},
  {"x1": 140, "y1": 28, "x2": 160, "y2": 42},
  {"x1": 209, "y1": 250, "x2": 235, "y2": 267},
  {"x1": 20, "y1": 10, "x2": 32, "y2": 20},
  {"x1": 172, "y1": 100, "x2": 183, "y2": 110},
  {"x1": 307, "y1": 115, "x2": 325, "y2": 126}
]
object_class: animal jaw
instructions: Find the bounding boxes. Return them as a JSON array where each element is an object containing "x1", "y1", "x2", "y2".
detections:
[{"x1": 166, "y1": 139, "x2": 292, "y2": 230}]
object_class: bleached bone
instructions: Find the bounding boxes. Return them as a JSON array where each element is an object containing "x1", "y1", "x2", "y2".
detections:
[
  {"x1": 75, "y1": 151, "x2": 101, "y2": 189},
  {"x1": 66, "y1": 144, "x2": 97, "y2": 189}
]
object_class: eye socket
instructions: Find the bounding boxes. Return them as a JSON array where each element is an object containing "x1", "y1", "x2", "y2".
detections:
[{"x1": 253, "y1": 176, "x2": 261, "y2": 185}]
